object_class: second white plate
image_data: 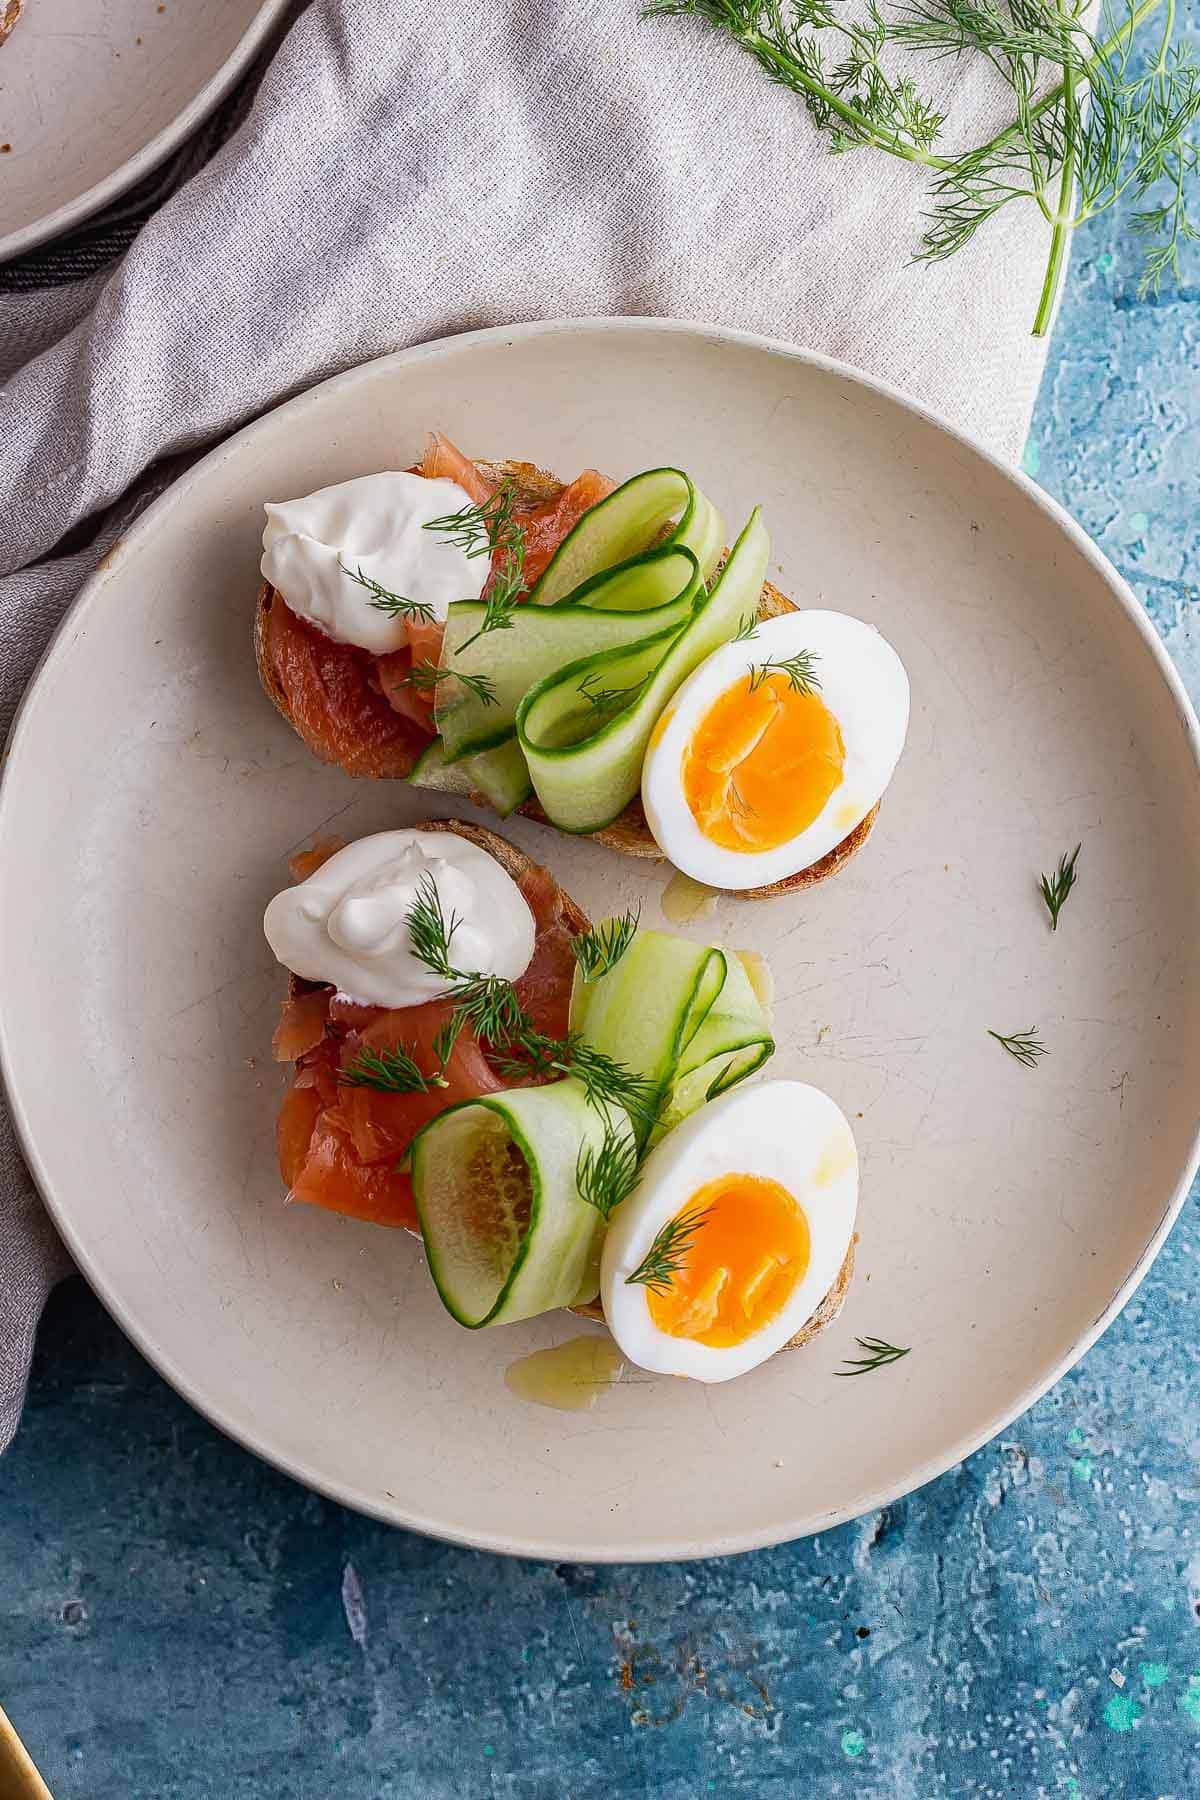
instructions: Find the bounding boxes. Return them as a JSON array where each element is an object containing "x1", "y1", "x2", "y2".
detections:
[{"x1": 0, "y1": 0, "x2": 289, "y2": 262}]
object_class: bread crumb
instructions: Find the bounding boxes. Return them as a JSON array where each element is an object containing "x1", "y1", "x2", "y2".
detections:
[{"x1": 0, "y1": 145, "x2": 10, "y2": 155}]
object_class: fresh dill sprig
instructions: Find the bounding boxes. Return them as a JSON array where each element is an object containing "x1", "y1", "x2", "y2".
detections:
[
  {"x1": 747, "y1": 650, "x2": 822, "y2": 695},
  {"x1": 646, "y1": 0, "x2": 1200, "y2": 336},
  {"x1": 447, "y1": 974, "x2": 531, "y2": 1048},
  {"x1": 569, "y1": 1042, "x2": 655, "y2": 1119},
  {"x1": 432, "y1": 1014, "x2": 466, "y2": 1067},
  {"x1": 836, "y1": 1336, "x2": 911, "y2": 1376},
  {"x1": 407, "y1": 870, "x2": 460, "y2": 978},
  {"x1": 624, "y1": 1204, "x2": 713, "y2": 1295},
  {"x1": 576, "y1": 1121, "x2": 642, "y2": 1219},
  {"x1": 337, "y1": 558, "x2": 438, "y2": 625},
  {"x1": 1039, "y1": 843, "x2": 1082, "y2": 931},
  {"x1": 403, "y1": 882, "x2": 651, "y2": 1111},
  {"x1": 454, "y1": 550, "x2": 526, "y2": 654},
  {"x1": 571, "y1": 909, "x2": 641, "y2": 983},
  {"x1": 988, "y1": 1026, "x2": 1047, "y2": 1068},
  {"x1": 423, "y1": 481, "x2": 529, "y2": 656},
  {"x1": 491, "y1": 1031, "x2": 654, "y2": 1119},
  {"x1": 340, "y1": 1043, "x2": 449, "y2": 1094},
  {"x1": 424, "y1": 483, "x2": 521, "y2": 559},
  {"x1": 733, "y1": 613, "x2": 760, "y2": 642},
  {"x1": 406, "y1": 874, "x2": 528, "y2": 1045},
  {"x1": 578, "y1": 670, "x2": 652, "y2": 713},
  {"x1": 399, "y1": 660, "x2": 498, "y2": 708}
]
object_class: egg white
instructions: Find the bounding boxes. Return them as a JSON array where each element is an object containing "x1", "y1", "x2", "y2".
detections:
[
  {"x1": 600, "y1": 1080, "x2": 859, "y2": 1383},
  {"x1": 641, "y1": 610, "x2": 910, "y2": 891}
]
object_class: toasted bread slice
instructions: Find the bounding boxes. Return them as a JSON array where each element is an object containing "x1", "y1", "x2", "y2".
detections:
[
  {"x1": 280, "y1": 817, "x2": 855, "y2": 1355},
  {"x1": 0, "y1": 0, "x2": 22, "y2": 46},
  {"x1": 255, "y1": 458, "x2": 878, "y2": 901}
]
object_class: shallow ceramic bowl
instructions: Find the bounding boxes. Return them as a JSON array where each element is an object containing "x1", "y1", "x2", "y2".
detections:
[
  {"x1": 2, "y1": 320, "x2": 1198, "y2": 1561},
  {"x1": 0, "y1": 0, "x2": 289, "y2": 262}
]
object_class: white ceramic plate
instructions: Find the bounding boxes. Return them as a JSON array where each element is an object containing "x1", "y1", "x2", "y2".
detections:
[
  {"x1": 3, "y1": 320, "x2": 1198, "y2": 1561},
  {"x1": 0, "y1": 0, "x2": 289, "y2": 263}
]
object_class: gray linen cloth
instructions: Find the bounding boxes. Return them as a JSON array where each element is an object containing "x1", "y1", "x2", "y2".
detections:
[{"x1": 0, "y1": 0, "x2": 1060, "y2": 1450}]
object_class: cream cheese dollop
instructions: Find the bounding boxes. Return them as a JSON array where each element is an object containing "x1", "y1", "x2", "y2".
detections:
[
  {"x1": 261, "y1": 472, "x2": 487, "y2": 655},
  {"x1": 263, "y1": 831, "x2": 535, "y2": 1009}
]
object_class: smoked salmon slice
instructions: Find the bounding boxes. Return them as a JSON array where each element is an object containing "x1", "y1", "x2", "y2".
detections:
[
  {"x1": 276, "y1": 844, "x2": 580, "y2": 1232},
  {"x1": 264, "y1": 435, "x2": 615, "y2": 779},
  {"x1": 262, "y1": 592, "x2": 430, "y2": 778},
  {"x1": 516, "y1": 470, "x2": 616, "y2": 592}
]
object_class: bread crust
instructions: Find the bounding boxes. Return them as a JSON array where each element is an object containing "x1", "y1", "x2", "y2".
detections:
[
  {"x1": 254, "y1": 457, "x2": 879, "y2": 899},
  {"x1": 281, "y1": 816, "x2": 854, "y2": 1356},
  {"x1": 0, "y1": 0, "x2": 22, "y2": 48}
]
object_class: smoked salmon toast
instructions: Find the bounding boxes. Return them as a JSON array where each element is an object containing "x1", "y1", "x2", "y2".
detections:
[
  {"x1": 254, "y1": 436, "x2": 899, "y2": 901},
  {"x1": 265, "y1": 817, "x2": 856, "y2": 1366}
]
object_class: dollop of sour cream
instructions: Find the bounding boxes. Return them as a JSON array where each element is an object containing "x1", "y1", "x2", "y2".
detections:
[
  {"x1": 261, "y1": 472, "x2": 487, "y2": 655},
  {"x1": 263, "y1": 831, "x2": 535, "y2": 1009}
]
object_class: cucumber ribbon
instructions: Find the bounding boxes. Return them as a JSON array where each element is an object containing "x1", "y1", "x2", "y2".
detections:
[
  {"x1": 424, "y1": 469, "x2": 771, "y2": 836},
  {"x1": 411, "y1": 1080, "x2": 635, "y2": 1328},
  {"x1": 570, "y1": 926, "x2": 775, "y2": 1147},
  {"x1": 409, "y1": 925, "x2": 774, "y2": 1330}
]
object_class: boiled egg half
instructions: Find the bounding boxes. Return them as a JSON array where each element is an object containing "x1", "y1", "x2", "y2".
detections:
[
  {"x1": 641, "y1": 610, "x2": 909, "y2": 890},
  {"x1": 600, "y1": 1080, "x2": 858, "y2": 1383}
]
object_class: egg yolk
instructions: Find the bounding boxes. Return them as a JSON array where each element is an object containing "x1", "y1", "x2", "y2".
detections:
[
  {"x1": 646, "y1": 1173, "x2": 810, "y2": 1349},
  {"x1": 682, "y1": 673, "x2": 845, "y2": 852}
]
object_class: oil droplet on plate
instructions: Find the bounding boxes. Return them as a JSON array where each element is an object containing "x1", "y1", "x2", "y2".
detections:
[
  {"x1": 505, "y1": 1336, "x2": 625, "y2": 1413},
  {"x1": 662, "y1": 869, "x2": 719, "y2": 924},
  {"x1": 737, "y1": 950, "x2": 774, "y2": 1011}
]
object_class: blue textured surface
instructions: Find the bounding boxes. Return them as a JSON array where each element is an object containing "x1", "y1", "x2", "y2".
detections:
[{"x1": 3, "y1": 117, "x2": 1200, "y2": 1800}]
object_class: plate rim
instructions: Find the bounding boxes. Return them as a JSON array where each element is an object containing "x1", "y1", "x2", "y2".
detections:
[
  {"x1": 3, "y1": 315, "x2": 1199, "y2": 1561},
  {"x1": 0, "y1": 0, "x2": 292, "y2": 265}
]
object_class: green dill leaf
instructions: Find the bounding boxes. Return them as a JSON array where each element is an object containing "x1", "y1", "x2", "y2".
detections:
[
  {"x1": 570, "y1": 909, "x2": 641, "y2": 983},
  {"x1": 577, "y1": 670, "x2": 652, "y2": 713},
  {"x1": 835, "y1": 1335, "x2": 911, "y2": 1376},
  {"x1": 398, "y1": 661, "x2": 498, "y2": 708},
  {"x1": 340, "y1": 1042, "x2": 449, "y2": 1095},
  {"x1": 424, "y1": 482, "x2": 521, "y2": 558},
  {"x1": 624, "y1": 1203, "x2": 713, "y2": 1295},
  {"x1": 576, "y1": 1122, "x2": 642, "y2": 1219},
  {"x1": 747, "y1": 649, "x2": 822, "y2": 695},
  {"x1": 406, "y1": 870, "x2": 460, "y2": 978},
  {"x1": 1038, "y1": 843, "x2": 1081, "y2": 931},
  {"x1": 988, "y1": 1026, "x2": 1047, "y2": 1068},
  {"x1": 733, "y1": 612, "x2": 760, "y2": 641},
  {"x1": 337, "y1": 558, "x2": 437, "y2": 624}
]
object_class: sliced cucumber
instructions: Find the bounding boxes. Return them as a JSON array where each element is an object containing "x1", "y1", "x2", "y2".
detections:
[
  {"x1": 410, "y1": 1080, "x2": 634, "y2": 1327},
  {"x1": 517, "y1": 509, "x2": 770, "y2": 835},
  {"x1": 408, "y1": 738, "x2": 533, "y2": 817},
  {"x1": 435, "y1": 546, "x2": 700, "y2": 762},
  {"x1": 527, "y1": 469, "x2": 724, "y2": 606},
  {"x1": 408, "y1": 739, "x2": 476, "y2": 799},
  {"x1": 658, "y1": 949, "x2": 775, "y2": 1137},
  {"x1": 571, "y1": 925, "x2": 774, "y2": 1145}
]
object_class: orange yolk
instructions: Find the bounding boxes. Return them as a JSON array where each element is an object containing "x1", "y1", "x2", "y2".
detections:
[
  {"x1": 682, "y1": 673, "x2": 845, "y2": 852},
  {"x1": 646, "y1": 1173, "x2": 810, "y2": 1349}
]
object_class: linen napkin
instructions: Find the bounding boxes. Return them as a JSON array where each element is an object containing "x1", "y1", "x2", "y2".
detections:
[{"x1": 0, "y1": 0, "x2": 1063, "y2": 1451}]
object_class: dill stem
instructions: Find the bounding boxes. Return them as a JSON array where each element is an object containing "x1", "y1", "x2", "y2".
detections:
[
  {"x1": 744, "y1": 30, "x2": 954, "y2": 170},
  {"x1": 966, "y1": 0, "x2": 1164, "y2": 168},
  {"x1": 1033, "y1": 37, "x2": 1079, "y2": 336}
]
